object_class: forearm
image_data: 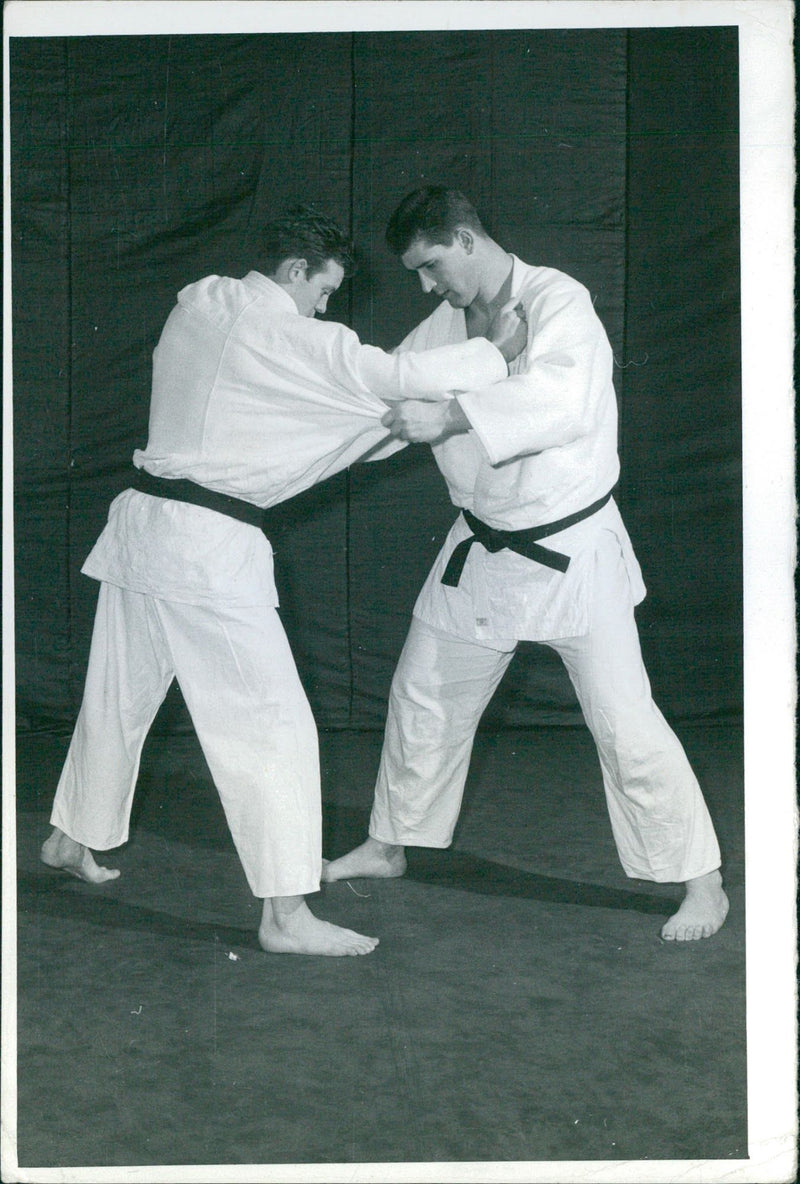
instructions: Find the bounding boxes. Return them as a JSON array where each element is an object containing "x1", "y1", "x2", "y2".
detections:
[
  {"x1": 353, "y1": 337, "x2": 507, "y2": 402},
  {"x1": 452, "y1": 280, "x2": 610, "y2": 462},
  {"x1": 458, "y1": 372, "x2": 593, "y2": 463}
]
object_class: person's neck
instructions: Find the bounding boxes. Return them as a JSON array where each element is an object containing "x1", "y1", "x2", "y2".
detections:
[
  {"x1": 464, "y1": 243, "x2": 514, "y2": 337},
  {"x1": 470, "y1": 242, "x2": 514, "y2": 317}
]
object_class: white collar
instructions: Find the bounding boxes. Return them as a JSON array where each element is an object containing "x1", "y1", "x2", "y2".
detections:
[{"x1": 243, "y1": 270, "x2": 299, "y2": 313}]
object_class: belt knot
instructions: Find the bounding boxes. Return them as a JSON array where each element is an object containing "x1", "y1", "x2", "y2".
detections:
[{"x1": 440, "y1": 490, "x2": 615, "y2": 588}]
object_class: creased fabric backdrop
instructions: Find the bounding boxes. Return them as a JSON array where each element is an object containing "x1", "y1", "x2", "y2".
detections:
[{"x1": 10, "y1": 27, "x2": 741, "y2": 733}]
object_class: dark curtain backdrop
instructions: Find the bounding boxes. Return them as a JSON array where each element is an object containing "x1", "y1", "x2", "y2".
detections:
[{"x1": 10, "y1": 27, "x2": 741, "y2": 734}]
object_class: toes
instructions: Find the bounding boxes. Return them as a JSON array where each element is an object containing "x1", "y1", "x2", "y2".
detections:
[
  {"x1": 76, "y1": 866, "x2": 120, "y2": 885},
  {"x1": 673, "y1": 924, "x2": 704, "y2": 942},
  {"x1": 348, "y1": 936, "x2": 378, "y2": 956},
  {"x1": 82, "y1": 863, "x2": 120, "y2": 885},
  {"x1": 661, "y1": 899, "x2": 728, "y2": 942},
  {"x1": 661, "y1": 922, "x2": 694, "y2": 942},
  {"x1": 340, "y1": 942, "x2": 369, "y2": 956}
]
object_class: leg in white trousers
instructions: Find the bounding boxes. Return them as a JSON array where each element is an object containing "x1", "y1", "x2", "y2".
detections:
[
  {"x1": 369, "y1": 534, "x2": 721, "y2": 884},
  {"x1": 51, "y1": 582, "x2": 321, "y2": 899},
  {"x1": 369, "y1": 624, "x2": 514, "y2": 848},
  {"x1": 544, "y1": 538, "x2": 720, "y2": 883}
]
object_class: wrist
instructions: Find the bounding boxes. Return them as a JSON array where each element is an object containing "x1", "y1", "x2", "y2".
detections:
[
  {"x1": 487, "y1": 338, "x2": 510, "y2": 365},
  {"x1": 445, "y1": 399, "x2": 471, "y2": 436}
]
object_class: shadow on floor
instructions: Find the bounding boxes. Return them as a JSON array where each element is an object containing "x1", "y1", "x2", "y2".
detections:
[
  {"x1": 17, "y1": 871, "x2": 255, "y2": 949},
  {"x1": 405, "y1": 848, "x2": 676, "y2": 914},
  {"x1": 19, "y1": 840, "x2": 674, "y2": 950},
  {"x1": 323, "y1": 802, "x2": 678, "y2": 916}
]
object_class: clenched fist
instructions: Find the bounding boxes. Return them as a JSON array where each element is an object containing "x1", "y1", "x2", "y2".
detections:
[
  {"x1": 487, "y1": 298, "x2": 528, "y2": 364},
  {"x1": 381, "y1": 398, "x2": 470, "y2": 444}
]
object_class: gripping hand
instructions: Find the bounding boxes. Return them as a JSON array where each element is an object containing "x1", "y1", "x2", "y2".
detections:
[{"x1": 487, "y1": 298, "x2": 528, "y2": 365}]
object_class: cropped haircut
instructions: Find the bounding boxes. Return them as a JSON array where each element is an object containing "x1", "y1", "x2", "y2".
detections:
[
  {"x1": 385, "y1": 187, "x2": 487, "y2": 256},
  {"x1": 258, "y1": 206, "x2": 356, "y2": 278}
]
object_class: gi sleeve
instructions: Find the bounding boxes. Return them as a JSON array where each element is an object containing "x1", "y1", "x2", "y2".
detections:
[
  {"x1": 328, "y1": 329, "x2": 508, "y2": 402},
  {"x1": 455, "y1": 281, "x2": 614, "y2": 465}
]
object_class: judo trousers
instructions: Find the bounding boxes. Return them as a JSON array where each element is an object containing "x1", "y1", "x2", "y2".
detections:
[
  {"x1": 50, "y1": 582, "x2": 322, "y2": 898},
  {"x1": 369, "y1": 533, "x2": 721, "y2": 883}
]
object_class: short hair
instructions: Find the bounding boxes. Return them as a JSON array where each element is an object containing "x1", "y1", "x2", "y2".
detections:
[
  {"x1": 258, "y1": 206, "x2": 356, "y2": 278},
  {"x1": 385, "y1": 187, "x2": 487, "y2": 256}
]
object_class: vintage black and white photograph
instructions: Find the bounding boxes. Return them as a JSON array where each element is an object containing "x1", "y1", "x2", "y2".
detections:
[{"x1": 2, "y1": 2, "x2": 795, "y2": 1182}]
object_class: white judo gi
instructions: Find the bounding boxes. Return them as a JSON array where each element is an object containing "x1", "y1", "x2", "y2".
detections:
[
  {"x1": 51, "y1": 270, "x2": 509, "y2": 899},
  {"x1": 369, "y1": 256, "x2": 722, "y2": 884}
]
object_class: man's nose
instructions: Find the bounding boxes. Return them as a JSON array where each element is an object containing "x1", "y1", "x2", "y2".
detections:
[
  {"x1": 315, "y1": 297, "x2": 328, "y2": 314},
  {"x1": 419, "y1": 272, "x2": 436, "y2": 294}
]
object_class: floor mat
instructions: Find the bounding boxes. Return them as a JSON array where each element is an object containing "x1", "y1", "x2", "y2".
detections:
[{"x1": 12, "y1": 725, "x2": 746, "y2": 1170}]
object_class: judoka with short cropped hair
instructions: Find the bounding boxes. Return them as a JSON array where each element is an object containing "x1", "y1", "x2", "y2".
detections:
[
  {"x1": 324, "y1": 187, "x2": 729, "y2": 943},
  {"x1": 41, "y1": 205, "x2": 527, "y2": 958}
]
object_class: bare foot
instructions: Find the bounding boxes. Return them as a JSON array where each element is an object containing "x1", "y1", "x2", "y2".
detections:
[
  {"x1": 321, "y1": 837, "x2": 407, "y2": 883},
  {"x1": 661, "y1": 869, "x2": 729, "y2": 941},
  {"x1": 40, "y1": 827, "x2": 120, "y2": 884},
  {"x1": 258, "y1": 896, "x2": 379, "y2": 956}
]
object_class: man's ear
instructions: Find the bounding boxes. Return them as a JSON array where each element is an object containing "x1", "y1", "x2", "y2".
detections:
[
  {"x1": 457, "y1": 228, "x2": 475, "y2": 253},
  {"x1": 272, "y1": 257, "x2": 308, "y2": 284},
  {"x1": 286, "y1": 257, "x2": 309, "y2": 282}
]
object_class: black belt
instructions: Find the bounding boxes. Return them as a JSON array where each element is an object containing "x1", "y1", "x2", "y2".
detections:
[
  {"x1": 132, "y1": 468, "x2": 266, "y2": 529},
  {"x1": 440, "y1": 490, "x2": 615, "y2": 587}
]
